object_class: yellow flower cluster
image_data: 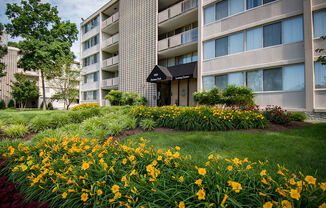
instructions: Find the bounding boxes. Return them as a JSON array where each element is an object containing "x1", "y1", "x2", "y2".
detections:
[
  {"x1": 71, "y1": 103, "x2": 100, "y2": 111},
  {"x1": 2, "y1": 137, "x2": 326, "y2": 208}
]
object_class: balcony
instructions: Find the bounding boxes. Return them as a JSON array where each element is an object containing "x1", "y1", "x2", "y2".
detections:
[
  {"x1": 102, "y1": 33, "x2": 119, "y2": 53},
  {"x1": 158, "y1": 28, "x2": 198, "y2": 58},
  {"x1": 102, "y1": 77, "x2": 119, "y2": 89},
  {"x1": 80, "y1": 81, "x2": 99, "y2": 91},
  {"x1": 102, "y1": 55, "x2": 119, "y2": 71},
  {"x1": 80, "y1": 63, "x2": 100, "y2": 75},
  {"x1": 102, "y1": 12, "x2": 119, "y2": 35},
  {"x1": 158, "y1": 0, "x2": 198, "y2": 33},
  {"x1": 17, "y1": 68, "x2": 39, "y2": 77}
]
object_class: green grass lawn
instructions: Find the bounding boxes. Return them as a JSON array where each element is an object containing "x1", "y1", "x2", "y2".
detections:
[
  {"x1": 0, "y1": 109, "x2": 62, "y2": 122},
  {"x1": 125, "y1": 123, "x2": 326, "y2": 180}
]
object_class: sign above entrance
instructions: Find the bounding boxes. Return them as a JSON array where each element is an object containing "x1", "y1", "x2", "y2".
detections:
[{"x1": 147, "y1": 62, "x2": 197, "y2": 83}]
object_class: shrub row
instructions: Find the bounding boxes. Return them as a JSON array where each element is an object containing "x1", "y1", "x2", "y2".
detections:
[
  {"x1": 130, "y1": 105, "x2": 267, "y2": 131},
  {"x1": 193, "y1": 85, "x2": 255, "y2": 106},
  {"x1": 1, "y1": 137, "x2": 325, "y2": 208},
  {"x1": 29, "y1": 107, "x2": 101, "y2": 133},
  {"x1": 105, "y1": 90, "x2": 147, "y2": 106}
]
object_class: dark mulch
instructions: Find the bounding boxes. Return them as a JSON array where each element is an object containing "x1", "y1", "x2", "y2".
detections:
[
  {"x1": 113, "y1": 121, "x2": 313, "y2": 141},
  {"x1": 0, "y1": 132, "x2": 35, "y2": 141}
]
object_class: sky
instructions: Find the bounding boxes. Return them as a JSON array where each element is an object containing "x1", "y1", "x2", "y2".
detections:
[{"x1": 0, "y1": 0, "x2": 110, "y2": 60}]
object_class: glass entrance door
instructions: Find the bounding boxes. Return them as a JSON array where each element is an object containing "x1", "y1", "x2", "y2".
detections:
[{"x1": 157, "y1": 81, "x2": 171, "y2": 106}]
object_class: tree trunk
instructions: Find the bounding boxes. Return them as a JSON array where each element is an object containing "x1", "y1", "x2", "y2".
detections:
[{"x1": 41, "y1": 71, "x2": 47, "y2": 111}]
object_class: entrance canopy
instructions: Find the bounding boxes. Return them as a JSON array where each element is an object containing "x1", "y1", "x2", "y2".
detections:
[{"x1": 147, "y1": 62, "x2": 197, "y2": 83}]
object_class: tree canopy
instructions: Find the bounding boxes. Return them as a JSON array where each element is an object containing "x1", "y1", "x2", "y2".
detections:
[
  {"x1": 5, "y1": 0, "x2": 78, "y2": 110},
  {"x1": 0, "y1": 23, "x2": 8, "y2": 78}
]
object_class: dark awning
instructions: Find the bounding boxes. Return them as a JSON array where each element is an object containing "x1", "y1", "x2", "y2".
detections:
[{"x1": 147, "y1": 62, "x2": 197, "y2": 83}]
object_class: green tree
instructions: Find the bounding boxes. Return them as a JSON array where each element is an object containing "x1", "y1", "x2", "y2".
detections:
[
  {"x1": 10, "y1": 73, "x2": 39, "y2": 110},
  {"x1": 50, "y1": 54, "x2": 80, "y2": 110},
  {"x1": 5, "y1": 0, "x2": 78, "y2": 110},
  {"x1": 0, "y1": 23, "x2": 8, "y2": 78},
  {"x1": 315, "y1": 36, "x2": 326, "y2": 65}
]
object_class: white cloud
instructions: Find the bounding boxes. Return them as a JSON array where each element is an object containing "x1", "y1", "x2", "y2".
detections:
[{"x1": 0, "y1": 0, "x2": 109, "y2": 60}]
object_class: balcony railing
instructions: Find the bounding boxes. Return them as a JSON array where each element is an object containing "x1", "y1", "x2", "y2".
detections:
[
  {"x1": 102, "y1": 77, "x2": 119, "y2": 88},
  {"x1": 159, "y1": 0, "x2": 198, "y2": 23},
  {"x1": 158, "y1": 28, "x2": 198, "y2": 51},
  {"x1": 102, "y1": 12, "x2": 119, "y2": 29},
  {"x1": 102, "y1": 55, "x2": 119, "y2": 68},
  {"x1": 102, "y1": 33, "x2": 119, "y2": 49},
  {"x1": 80, "y1": 81, "x2": 99, "y2": 91}
]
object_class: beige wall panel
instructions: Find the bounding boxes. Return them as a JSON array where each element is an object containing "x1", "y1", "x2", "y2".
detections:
[
  {"x1": 158, "y1": 39, "x2": 169, "y2": 51},
  {"x1": 203, "y1": 0, "x2": 303, "y2": 41},
  {"x1": 169, "y1": 34, "x2": 182, "y2": 48},
  {"x1": 158, "y1": 9, "x2": 169, "y2": 23},
  {"x1": 255, "y1": 91, "x2": 306, "y2": 110},
  {"x1": 81, "y1": 26, "x2": 100, "y2": 42},
  {"x1": 203, "y1": 42, "x2": 305, "y2": 76},
  {"x1": 315, "y1": 90, "x2": 326, "y2": 109},
  {"x1": 179, "y1": 79, "x2": 188, "y2": 106},
  {"x1": 171, "y1": 80, "x2": 178, "y2": 105},
  {"x1": 189, "y1": 78, "x2": 197, "y2": 106},
  {"x1": 312, "y1": 0, "x2": 326, "y2": 10},
  {"x1": 169, "y1": 2, "x2": 182, "y2": 18},
  {"x1": 119, "y1": 0, "x2": 157, "y2": 106},
  {"x1": 81, "y1": 45, "x2": 100, "y2": 59}
]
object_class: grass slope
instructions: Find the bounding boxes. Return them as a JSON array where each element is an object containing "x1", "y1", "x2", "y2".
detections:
[{"x1": 125, "y1": 123, "x2": 326, "y2": 180}]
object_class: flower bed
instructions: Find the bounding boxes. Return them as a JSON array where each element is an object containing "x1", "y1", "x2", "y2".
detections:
[
  {"x1": 71, "y1": 103, "x2": 100, "y2": 111},
  {"x1": 1, "y1": 136, "x2": 325, "y2": 207},
  {"x1": 130, "y1": 105, "x2": 267, "y2": 130}
]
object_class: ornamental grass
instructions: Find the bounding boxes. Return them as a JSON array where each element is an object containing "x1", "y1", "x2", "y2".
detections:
[
  {"x1": 130, "y1": 105, "x2": 267, "y2": 131},
  {"x1": 1, "y1": 136, "x2": 325, "y2": 208}
]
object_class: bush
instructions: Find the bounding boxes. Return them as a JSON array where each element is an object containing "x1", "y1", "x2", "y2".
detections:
[
  {"x1": 124, "y1": 117, "x2": 137, "y2": 130},
  {"x1": 290, "y1": 112, "x2": 307, "y2": 122},
  {"x1": 107, "y1": 122, "x2": 123, "y2": 136},
  {"x1": 0, "y1": 120, "x2": 6, "y2": 132},
  {"x1": 140, "y1": 119, "x2": 156, "y2": 131},
  {"x1": 136, "y1": 96, "x2": 147, "y2": 106},
  {"x1": 29, "y1": 116, "x2": 51, "y2": 132},
  {"x1": 105, "y1": 90, "x2": 123, "y2": 106},
  {"x1": 47, "y1": 102, "x2": 54, "y2": 110},
  {"x1": 131, "y1": 106, "x2": 267, "y2": 131},
  {"x1": 70, "y1": 103, "x2": 100, "y2": 111},
  {"x1": 9, "y1": 115, "x2": 28, "y2": 125},
  {"x1": 1, "y1": 137, "x2": 325, "y2": 208},
  {"x1": 122, "y1": 92, "x2": 139, "y2": 106},
  {"x1": 0, "y1": 99, "x2": 6, "y2": 109},
  {"x1": 222, "y1": 85, "x2": 255, "y2": 106},
  {"x1": 3, "y1": 124, "x2": 28, "y2": 138},
  {"x1": 49, "y1": 113, "x2": 71, "y2": 128},
  {"x1": 263, "y1": 105, "x2": 292, "y2": 125},
  {"x1": 194, "y1": 88, "x2": 222, "y2": 105},
  {"x1": 7, "y1": 99, "x2": 15, "y2": 108}
]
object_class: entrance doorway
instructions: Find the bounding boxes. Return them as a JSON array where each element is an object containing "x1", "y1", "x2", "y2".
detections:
[{"x1": 157, "y1": 81, "x2": 171, "y2": 106}]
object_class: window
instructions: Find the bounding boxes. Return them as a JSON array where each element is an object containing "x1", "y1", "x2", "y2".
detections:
[
  {"x1": 246, "y1": 27, "x2": 263, "y2": 50},
  {"x1": 263, "y1": 22, "x2": 282, "y2": 47},
  {"x1": 93, "y1": 91, "x2": 98, "y2": 100},
  {"x1": 282, "y1": 16, "x2": 303, "y2": 44},
  {"x1": 204, "y1": 40, "x2": 215, "y2": 60},
  {"x1": 83, "y1": 35, "x2": 99, "y2": 50},
  {"x1": 229, "y1": 32, "x2": 244, "y2": 54},
  {"x1": 215, "y1": 37, "x2": 228, "y2": 57},
  {"x1": 83, "y1": 16, "x2": 99, "y2": 34},
  {"x1": 83, "y1": 53, "x2": 99, "y2": 67},
  {"x1": 216, "y1": 0, "x2": 228, "y2": 21},
  {"x1": 230, "y1": 0, "x2": 244, "y2": 16},
  {"x1": 215, "y1": 75, "x2": 228, "y2": 90},
  {"x1": 313, "y1": 10, "x2": 326, "y2": 38},
  {"x1": 228, "y1": 72, "x2": 244, "y2": 86},
  {"x1": 263, "y1": 68, "x2": 282, "y2": 91},
  {"x1": 247, "y1": 70, "x2": 263, "y2": 91},
  {"x1": 283, "y1": 64, "x2": 304, "y2": 91},
  {"x1": 203, "y1": 76, "x2": 215, "y2": 91},
  {"x1": 263, "y1": 0, "x2": 276, "y2": 3},
  {"x1": 246, "y1": 0, "x2": 262, "y2": 9},
  {"x1": 315, "y1": 62, "x2": 326, "y2": 89},
  {"x1": 192, "y1": 52, "x2": 198, "y2": 62}
]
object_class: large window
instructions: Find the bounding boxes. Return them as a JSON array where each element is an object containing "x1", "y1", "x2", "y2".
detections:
[
  {"x1": 83, "y1": 91, "x2": 98, "y2": 101},
  {"x1": 205, "y1": 64, "x2": 304, "y2": 92},
  {"x1": 315, "y1": 62, "x2": 326, "y2": 89},
  {"x1": 83, "y1": 16, "x2": 99, "y2": 34},
  {"x1": 83, "y1": 53, "x2": 99, "y2": 67},
  {"x1": 204, "y1": 4, "x2": 215, "y2": 24},
  {"x1": 263, "y1": 22, "x2": 282, "y2": 47},
  {"x1": 215, "y1": 0, "x2": 228, "y2": 21},
  {"x1": 313, "y1": 10, "x2": 326, "y2": 38},
  {"x1": 204, "y1": 40, "x2": 215, "y2": 60},
  {"x1": 229, "y1": 32, "x2": 244, "y2": 54},
  {"x1": 246, "y1": 0, "x2": 262, "y2": 9},
  {"x1": 246, "y1": 27, "x2": 263, "y2": 50},
  {"x1": 83, "y1": 35, "x2": 99, "y2": 50},
  {"x1": 282, "y1": 16, "x2": 303, "y2": 44},
  {"x1": 84, "y1": 72, "x2": 98, "y2": 84},
  {"x1": 215, "y1": 37, "x2": 228, "y2": 57}
]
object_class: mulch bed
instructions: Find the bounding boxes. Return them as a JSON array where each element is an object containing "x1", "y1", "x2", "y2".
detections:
[
  {"x1": 114, "y1": 121, "x2": 313, "y2": 141},
  {"x1": 0, "y1": 132, "x2": 36, "y2": 141}
]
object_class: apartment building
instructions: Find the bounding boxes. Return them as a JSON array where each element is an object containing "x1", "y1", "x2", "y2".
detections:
[{"x1": 80, "y1": 0, "x2": 326, "y2": 112}]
